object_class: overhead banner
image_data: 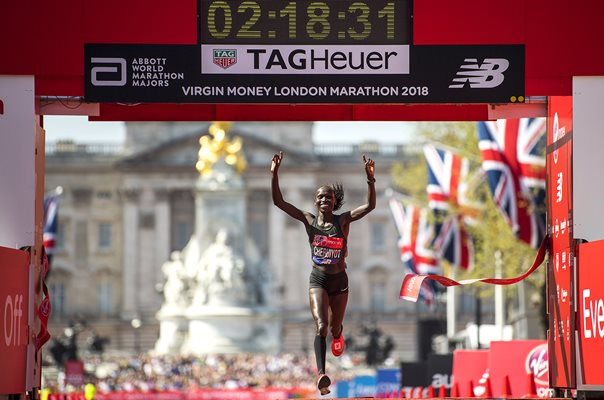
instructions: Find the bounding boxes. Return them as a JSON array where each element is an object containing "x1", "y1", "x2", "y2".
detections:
[{"x1": 84, "y1": 43, "x2": 524, "y2": 104}]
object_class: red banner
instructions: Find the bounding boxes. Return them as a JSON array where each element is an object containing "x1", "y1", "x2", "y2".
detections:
[
  {"x1": 451, "y1": 350, "x2": 489, "y2": 397},
  {"x1": 93, "y1": 388, "x2": 305, "y2": 400},
  {"x1": 576, "y1": 240, "x2": 604, "y2": 387},
  {"x1": 546, "y1": 95, "x2": 574, "y2": 388},
  {"x1": 400, "y1": 236, "x2": 548, "y2": 302},
  {"x1": 489, "y1": 340, "x2": 549, "y2": 397},
  {"x1": 452, "y1": 341, "x2": 549, "y2": 398},
  {"x1": 0, "y1": 246, "x2": 30, "y2": 394},
  {"x1": 65, "y1": 360, "x2": 85, "y2": 387}
]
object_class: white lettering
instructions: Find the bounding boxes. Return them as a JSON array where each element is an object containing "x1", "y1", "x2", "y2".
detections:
[
  {"x1": 556, "y1": 172, "x2": 563, "y2": 203},
  {"x1": 4, "y1": 295, "x2": 12, "y2": 346},
  {"x1": 329, "y1": 86, "x2": 399, "y2": 97},
  {"x1": 132, "y1": 72, "x2": 183, "y2": 80},
  {"x1": 431, "y1": 373, "x2": 451, "y2": 388},
  {"x1": 182, "y1": 86, "x2": 224, "y2": 96},
  {"x1": 131, "y1": 58, "x2": 167, "y2": 65},
  {"x1": 582, "y1": 289, "x2": 604, "y2": 339},
  {"x1": 132, "y1": 64, "x2": 165, "y2": 72},
  {"x1": 599, "y1": 299, "x2": 604, "y2": 337},
  {"x1": 313, "y1": 246, "x2": 341, "y2": 259},
  {"x1": 3, "y1": 294, "x2": 23, "y2": 347}
]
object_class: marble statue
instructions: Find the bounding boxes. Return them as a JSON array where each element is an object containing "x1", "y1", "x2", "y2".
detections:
[
  {"x1": 161, "y1": 251, "x2": 188, "y2": 311},
  {"x1": 156, "y1": 122, "x2": 279, "y2": 355},
  {"x1": 193, "y1": 228, "x2": 250, "y2": 306}
]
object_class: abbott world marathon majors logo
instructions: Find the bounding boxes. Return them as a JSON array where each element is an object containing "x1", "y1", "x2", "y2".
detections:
[
  {"x1": 201, "y1": 44, "x2": 410, "y2": 74},
  {"x1": 91, "y1": 57, "x2": 184, "y2": 87},
  {"x1": 525, "y1": 343, "x2": 548, "y2": 386}
]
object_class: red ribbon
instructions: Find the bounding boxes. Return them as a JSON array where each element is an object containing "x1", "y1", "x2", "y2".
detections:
[
  {"x1": 400, "y1": 236, "x2": 548, "y2": 302},
  {"x1": 36, "y1": 249, "x2": 52, "y2": 350}
]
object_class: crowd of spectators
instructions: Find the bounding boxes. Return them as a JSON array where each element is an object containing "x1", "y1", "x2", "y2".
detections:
[{"x1": 43, "y1": 352, "x2": 367, "y2": 394}]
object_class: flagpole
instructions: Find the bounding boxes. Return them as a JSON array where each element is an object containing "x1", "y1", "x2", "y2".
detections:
[
  {"x1": 447, "y1": 266, "x2": 456, "y2": 339},
  {"x1": 494, "y1": 250, "x2": 504, "y2": 339}
]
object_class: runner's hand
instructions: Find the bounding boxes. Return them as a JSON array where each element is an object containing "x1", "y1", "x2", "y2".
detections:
[
  {"x1": 362, "y1": 154, "x2": 375, "y2": 179},
  {"x1": 271, "y1": 151, "x2": 283, "y2": 174}
]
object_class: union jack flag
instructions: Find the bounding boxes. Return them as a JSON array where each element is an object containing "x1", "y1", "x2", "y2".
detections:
[
  {"x1": 431, "y1": 214, "x2": 474, "y2": 271},
  {"x1": 423, "y1": 144, "x2": 476, "y2": 270},
  {"x1": 424, "y1": 144, "x2": 472, "y2": 212},
  {"x1": 43, "y1": 195, "x2": 59, "y2": 257},
  {"x1": 477, "y1": 118, "x2": 547, "y2": 248},
  {"x1": 389, "y1": 197, "x2": 442, "y2": 304}
]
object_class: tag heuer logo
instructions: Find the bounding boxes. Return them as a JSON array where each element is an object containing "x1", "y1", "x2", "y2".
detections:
[{"x1": 213, "y1": 49, "x2": 237, "y2": 69}]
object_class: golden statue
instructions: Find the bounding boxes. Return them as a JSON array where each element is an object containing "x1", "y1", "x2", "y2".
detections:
[{"x1": 196, "y1": 122, "x2": 247, "y2": 175}]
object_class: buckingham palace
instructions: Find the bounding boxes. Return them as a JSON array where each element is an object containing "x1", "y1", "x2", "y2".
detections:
[{"x1": 44, "y1": 121, "x2": 453, "y2": 361}]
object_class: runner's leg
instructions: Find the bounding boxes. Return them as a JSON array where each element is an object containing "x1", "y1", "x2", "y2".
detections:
[
  {"x1": 310, "y1": 287, "x2": 330, "y2": 374},
  {"x1": 329, "y1": 291, "x2": 348, "y2": 338}
]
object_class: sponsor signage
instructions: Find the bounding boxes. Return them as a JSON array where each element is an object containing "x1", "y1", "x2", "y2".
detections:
[
  {"x1": 201, "y1": 44, "x2": 410, "y2": 75},
  {"x1": 546, "y1": 96, "x2": 574, "y2": 388},
  {"x1": 425, "y1": 354, "x2": 453, "y2": 392},
  {"x1": 576, "y1": 240, "x2": 604, "y2": 387},
  {"x1": 376, "y1": 368, "x2": 401, "y2": 397},
  {"x1": 489, "y1": 341, "x2": 549, "y2": 397},
  {"x1": 351, "y1": 375, "x2": 377, "y2": 397},
  {"x1": 84, "y1": 43, "x2": 524, "y2": 104},
  {"x1": 0, "y1": 247, "x2": 30, "y2": 394},
  {"x1": 451, "y1": 350, "x2": 489, "y2": 397},
  {"x1": 65, "y1": 360, "x2": 85, "y2": 386},
  {"x1": 452, "y1": 342, "x2": 549, "y2": 398}
]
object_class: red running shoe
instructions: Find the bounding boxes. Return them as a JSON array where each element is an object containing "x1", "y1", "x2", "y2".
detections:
[
  {"x1": 331, "y1": 332, "x2": 345, "y2": 357},
  {"x1": 317, "y1": 374, "x2": 331, "y2": 395}
]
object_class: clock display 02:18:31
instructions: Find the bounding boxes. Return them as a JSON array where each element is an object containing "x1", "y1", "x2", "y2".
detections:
[{"x1": 199, "y1": 0, "x2": 411, "y2": 44}]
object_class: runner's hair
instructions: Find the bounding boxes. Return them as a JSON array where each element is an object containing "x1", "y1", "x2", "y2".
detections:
[{"x1": 331, "y1": 182, "x2": 344, "y2": 211}]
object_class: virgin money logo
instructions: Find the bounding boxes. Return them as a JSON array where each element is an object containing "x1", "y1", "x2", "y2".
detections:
[
  {"x1": 525, "y1": 343, "x2": 548, "y2": 385},
  {"x1": 552, "y1": 112, "x2": 566, "y2": 165},
  {"x1": 40, "y1": 297, "x2": 51, "y2": 318}
]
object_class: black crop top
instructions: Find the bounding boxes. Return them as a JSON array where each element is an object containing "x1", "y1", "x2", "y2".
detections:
[{"x1": 307, "y1": 214, "x2": 347, "y2": 266}]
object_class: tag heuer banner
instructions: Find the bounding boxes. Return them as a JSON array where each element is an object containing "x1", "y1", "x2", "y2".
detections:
[{"x1": 84, "y1": 44, "x2": 524, "y2": 104}]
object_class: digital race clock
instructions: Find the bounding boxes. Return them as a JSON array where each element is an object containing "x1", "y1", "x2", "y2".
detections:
[{"x1": 198, "y1": 0, "x2": 412, "y2": 44}]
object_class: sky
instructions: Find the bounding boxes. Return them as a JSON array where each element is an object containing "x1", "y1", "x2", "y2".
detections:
[{"x1": 43, "y1": 116, "x2": 417, "y2": 144}]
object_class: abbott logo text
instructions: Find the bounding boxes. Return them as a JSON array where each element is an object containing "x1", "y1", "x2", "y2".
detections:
[
  {"x1": 91, "y1": 57, "x2": 127, "y2": 86},
  {"x1": 449, "y1": 58, "x2": 509, "y2": 89}
]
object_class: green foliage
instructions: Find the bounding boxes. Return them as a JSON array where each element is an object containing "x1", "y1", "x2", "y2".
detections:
[{"x1": 391, "y1": 122, "x2": 545, "y2": 299}]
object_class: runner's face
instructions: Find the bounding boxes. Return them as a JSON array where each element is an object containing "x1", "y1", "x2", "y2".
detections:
[{"x1": 316, "y1": 187, "x2": 336, "y2": 212}]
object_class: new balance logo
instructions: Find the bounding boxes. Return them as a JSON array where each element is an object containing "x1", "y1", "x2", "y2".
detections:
[{"x1": 449, "y1": 58, "x2": 509, "y2": 89}]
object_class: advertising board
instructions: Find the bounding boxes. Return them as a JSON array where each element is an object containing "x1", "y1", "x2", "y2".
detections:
[
  {"x1": 576, "y1": 240, "x2": 604, "y2": 389},
  {"x1": 0, "y1": 247, "x2": 30, "y2": 394},
  {"x1": 546, "y1": 96, "x2": 574, "y2": 388}
]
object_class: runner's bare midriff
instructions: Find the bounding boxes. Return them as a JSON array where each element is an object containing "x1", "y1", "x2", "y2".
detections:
[{"x1": 312, "y1": 262, "x2": 347, "y2": 274}]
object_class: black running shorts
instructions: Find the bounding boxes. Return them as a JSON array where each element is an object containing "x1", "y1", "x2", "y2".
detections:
[{"x1": 309, "y1": 268, "x2": 349, "y2": 296}]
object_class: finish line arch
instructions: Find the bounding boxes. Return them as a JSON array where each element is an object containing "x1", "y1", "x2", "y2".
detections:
[
  {"x1": 1, "y1": 0, "x2": 603, "y2": 121},
  {"x1": 2, "y1": 0, "x2": 604, "y2": 398}
]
